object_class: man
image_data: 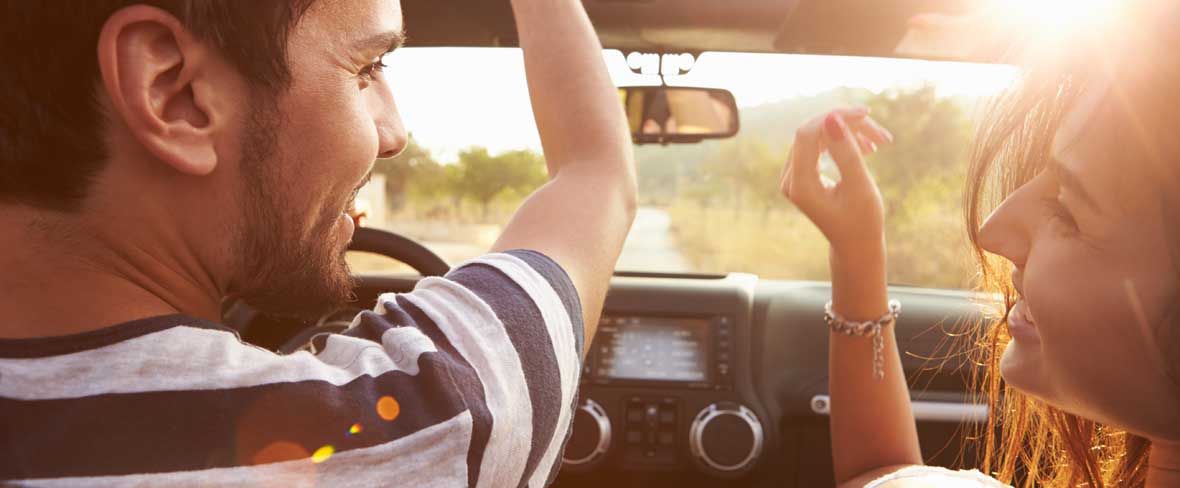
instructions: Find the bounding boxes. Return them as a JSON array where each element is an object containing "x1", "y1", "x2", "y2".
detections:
[{"x1": 0, "y1": 0, "x2": 636, "y2": 486}]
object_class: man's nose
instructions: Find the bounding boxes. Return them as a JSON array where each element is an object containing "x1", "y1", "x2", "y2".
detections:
[
  {"x1": 376, "y1": 112, "x2": 408, "y2": 159},
  {"x1": 371, "y1": 78, "x2": 408, "y2": 159}
]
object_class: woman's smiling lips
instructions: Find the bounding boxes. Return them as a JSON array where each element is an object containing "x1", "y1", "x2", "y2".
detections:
[
  {"x1": 1007, "y1": 269, "x2": 1040, "y2": 343},
  {"x1": 1008, "y1": 300, "x2": 1041, "y2": 344}
]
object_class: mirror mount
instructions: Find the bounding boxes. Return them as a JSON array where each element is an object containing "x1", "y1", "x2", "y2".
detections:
[{"x1": 625, "y1": 51, "x2": 700, "y2": 86}]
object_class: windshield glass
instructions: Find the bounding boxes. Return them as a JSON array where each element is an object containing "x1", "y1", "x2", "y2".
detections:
[{"x1": 346, "y1": 48, "x2": 1019, "y2": 290}]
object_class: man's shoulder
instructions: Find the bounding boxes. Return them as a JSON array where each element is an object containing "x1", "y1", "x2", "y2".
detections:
[
  {"x1": 435, "y1": 249, "x2": 584, "y2": 360},
  {"x1": 447, "y1": 249, "x2": 580, "y2": 311}
]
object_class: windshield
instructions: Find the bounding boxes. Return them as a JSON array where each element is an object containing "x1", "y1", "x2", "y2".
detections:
[{"x1": 346, "y1": 48, "x2": 1019, "y2": 290}]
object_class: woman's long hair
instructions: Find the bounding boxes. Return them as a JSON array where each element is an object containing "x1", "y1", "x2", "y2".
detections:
[{"x1": 958, "y1": 6, "x2": 1180, "y2": 486}]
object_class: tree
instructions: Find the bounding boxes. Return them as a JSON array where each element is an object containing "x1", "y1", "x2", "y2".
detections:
[
  {"x1": 862, "y1": 85, "x2": 972, "y2": 217},
  {"x1": 452, "y1": 147, "x2": 547, "y2": 221},
  {"x1": 861, "y1": 85, "x2": 976, "y2": 289},
  {"x1": 372, "y1": 135, "x2": 439, "y2": 211},
  {"x1": 659, "y1": 85, "x2": 980, "y2": 289}
]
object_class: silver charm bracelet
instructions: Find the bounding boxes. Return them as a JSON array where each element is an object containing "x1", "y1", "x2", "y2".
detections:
[{"x1": 823, "y1": 300, "x2": 901, "y2": 380}]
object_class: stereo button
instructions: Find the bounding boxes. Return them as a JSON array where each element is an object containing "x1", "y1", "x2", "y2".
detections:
[{"x1": 626, "y1": 408, "x2": 643, "y2": 423}]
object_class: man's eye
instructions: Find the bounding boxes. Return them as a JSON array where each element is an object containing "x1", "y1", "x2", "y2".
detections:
[{"x1": 359, "y1": 57, "x2": 389, "y2": 83}]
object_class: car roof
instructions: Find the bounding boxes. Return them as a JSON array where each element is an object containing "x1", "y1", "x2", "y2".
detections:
[{"x1": 401, "y1": 0, "x2": 992, "y2": 62}]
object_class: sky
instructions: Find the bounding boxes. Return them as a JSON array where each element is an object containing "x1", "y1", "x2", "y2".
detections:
[{"x1": 383, "y1": 48, "x2": 1020, "y2": 161}]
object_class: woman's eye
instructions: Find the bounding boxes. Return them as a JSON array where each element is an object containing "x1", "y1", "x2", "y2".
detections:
[{"x1": 1045, "y1": 198, "x2": 1079, "y2": 235}]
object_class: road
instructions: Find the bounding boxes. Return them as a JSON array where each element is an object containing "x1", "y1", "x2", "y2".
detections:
[
  {"x1": 351, "y1": 206, "x2": 690, "y2": 274},
  {"x1": 615, "y1": 206, "x2": 691, "y2": 272}
]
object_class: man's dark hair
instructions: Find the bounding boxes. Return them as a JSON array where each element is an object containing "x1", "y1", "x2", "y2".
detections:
[{"x1": 0, "y1": 1, "x2": 316, "y2": 212}]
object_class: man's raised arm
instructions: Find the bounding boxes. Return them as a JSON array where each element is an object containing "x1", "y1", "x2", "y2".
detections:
[{"x1": 491, "y1": 0, "x2": 638, "y2": 352}]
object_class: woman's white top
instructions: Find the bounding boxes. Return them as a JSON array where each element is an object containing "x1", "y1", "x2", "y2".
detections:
[{"x1": 865, "y1": 466, "x2": 1013, "y2": 488}]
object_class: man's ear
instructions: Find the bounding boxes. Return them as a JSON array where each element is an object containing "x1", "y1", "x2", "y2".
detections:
[{"x1": 97, "y1": 5, "x2": 223, "y2": 176}]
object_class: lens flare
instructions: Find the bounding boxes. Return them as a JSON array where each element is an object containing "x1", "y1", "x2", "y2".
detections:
[
  {"x1": 347, "y1": 423, "x2": 363, "y2": 436},
  {"x1": 376, "y1": 396, "x2": 400, "y2": 421},
  {"x1": 993, "y1": 0, "x2": 1117, "y2": 33},
  {"x1": 312, "y1": 445, "x2": 335, "y2": 463}
]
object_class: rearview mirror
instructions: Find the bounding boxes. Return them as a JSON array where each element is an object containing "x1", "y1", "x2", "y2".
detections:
[{"x1": 619, "y1": 86, "x2": 740, "y2": 145}]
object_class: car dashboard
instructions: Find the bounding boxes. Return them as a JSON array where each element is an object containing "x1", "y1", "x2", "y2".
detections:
[{"x1": 253, "y1": 272, "x2": 990, "y2": 487}]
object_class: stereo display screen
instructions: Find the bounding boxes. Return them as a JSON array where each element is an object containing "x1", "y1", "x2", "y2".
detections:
[{"x1": 594, "y1": 316, "x2": 711, "y2": 383}]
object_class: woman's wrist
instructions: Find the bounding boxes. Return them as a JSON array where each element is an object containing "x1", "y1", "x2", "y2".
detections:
[{"x1": 829, "y1": 238, "x2": 889, "y2": 321}]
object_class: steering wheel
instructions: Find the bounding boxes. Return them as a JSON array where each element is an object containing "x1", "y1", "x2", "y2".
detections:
[
  {"x1": 225, "y1": 227, "x2": 450, "y2": 353},
  {"x1": 347, "y1": 227, "x2": 450, "y2": 277}
]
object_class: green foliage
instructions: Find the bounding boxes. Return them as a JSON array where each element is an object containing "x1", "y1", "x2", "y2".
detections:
[
  {"x1": 863, "y1": 86, "x2": 972, "y2": 216},
  {"x1": 453, "y1": 147, "x2": 548, "y2": 220},
  {"x1": 377, "y1": 136, "x2": 548, "y2": 224},
  {"x1": 374, "y1": 87, "x2": 981, "y2": 290},
  {"x1": 663, "y1": 85, "x2": 980, "y2": 289},
  {"x1": 373, "y1": 136, "x2": 442, "y2": 211}
]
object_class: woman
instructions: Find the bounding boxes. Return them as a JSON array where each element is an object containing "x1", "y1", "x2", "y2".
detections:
[{"x1": 780, "y1": 4, "x2": 1180, "y2": 487}]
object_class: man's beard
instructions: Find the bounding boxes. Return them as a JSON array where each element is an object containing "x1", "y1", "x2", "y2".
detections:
[{"x1": 229, "y1": 96, "x2": 356, "y2": 320}]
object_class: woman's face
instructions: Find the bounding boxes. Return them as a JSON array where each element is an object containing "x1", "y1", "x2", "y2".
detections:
[{"x1": 977, "y1": 84, "x2": 1180, "y2": 441}]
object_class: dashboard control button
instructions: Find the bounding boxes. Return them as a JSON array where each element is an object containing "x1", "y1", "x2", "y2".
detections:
[
  {"x1": 689, "y1": 402, "x2": 764, "y2": 477},
  {"x1": 626, "y1": 430, "x2": 642, "y2": 445},
  {"x1": 626, "y1": 408, "x2": 643, "y2": 423},
  {"x1": 563, "y1": 398, "x2": 612, "y2": 469}
]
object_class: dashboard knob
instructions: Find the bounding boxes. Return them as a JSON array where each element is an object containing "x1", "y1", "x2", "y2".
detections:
[
  {"x1": 689, "y1": 402, "x2": 764, "y2": 476},
  {"x1": 562, "y1": 398, "x2": 612, "y2": 469}
]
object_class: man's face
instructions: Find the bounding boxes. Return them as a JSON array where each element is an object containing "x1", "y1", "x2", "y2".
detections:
[{"x1": 230, "y1": 0, "x2": 407, "y2": 318}]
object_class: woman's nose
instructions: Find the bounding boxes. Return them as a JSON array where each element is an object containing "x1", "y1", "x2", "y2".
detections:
[{"x1": 976, "y1": 175, "x2": 1047, "y2": 269}]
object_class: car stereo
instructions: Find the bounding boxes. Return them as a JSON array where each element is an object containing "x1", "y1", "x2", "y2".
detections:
[{"x1": 582, "y1": 314, "x2": 733, "y2": 390}]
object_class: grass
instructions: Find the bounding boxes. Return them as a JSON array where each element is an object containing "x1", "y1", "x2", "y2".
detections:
[{"x1": 666, "y1": 197, "x2": 977, "y2": 289}]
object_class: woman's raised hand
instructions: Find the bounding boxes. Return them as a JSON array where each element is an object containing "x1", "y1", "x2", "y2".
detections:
[{"x1": 780, "y1": 107, "x2": 893, "y2": 256}]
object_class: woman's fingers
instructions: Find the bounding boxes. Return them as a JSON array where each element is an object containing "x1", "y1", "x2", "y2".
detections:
[
  {"x1": 833, "y1": 105, "x2": 871, "y2": 120},
  {"x1": 781, "y1": 107, "x2": 889, "y2": 251},
  {"x1": 825, "y1": 105, "x2": 891, "y2": 145},
  {"x1": 782, "y1": 107, "x2": 889, "y2": 204},
  {"x1": 781, "y1": 117, "x2": 825, "y2": 202},
  {"x1": 848, "y1": 116, "x2": 893, "y2": 146},
  {"x1": 856, "y1": 133, "x2": 876, "y2": 155},
  {"x1": 822, "y1": 113, "x2": 874, "y2": 188}
]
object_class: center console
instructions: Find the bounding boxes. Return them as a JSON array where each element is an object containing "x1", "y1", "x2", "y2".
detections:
[{"x1": 561, "y1": 274, "x2": 769, "y2": 479}]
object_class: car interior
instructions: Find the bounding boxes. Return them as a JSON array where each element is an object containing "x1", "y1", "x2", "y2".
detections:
[{"x1": 223, "y1": 0, "x2": 1002, "y2": 486}]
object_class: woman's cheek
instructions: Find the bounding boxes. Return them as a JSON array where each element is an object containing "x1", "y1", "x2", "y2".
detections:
[
  {"x1": 1021, "y1": 244, "x2": 1102, "y2": 391},
  {"x1": 1031, "y1": 244, "x2": 1148, "y2": 407}
]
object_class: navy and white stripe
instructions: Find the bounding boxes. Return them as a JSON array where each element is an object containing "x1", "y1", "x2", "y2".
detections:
[{"x1": 0, "y1": 250, "x2": 583, "y2": 488}]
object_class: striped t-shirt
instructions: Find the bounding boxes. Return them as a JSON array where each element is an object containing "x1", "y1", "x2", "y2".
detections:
[{"x1": 0, "y1": 250, "x2": 585, "y2": 488}]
